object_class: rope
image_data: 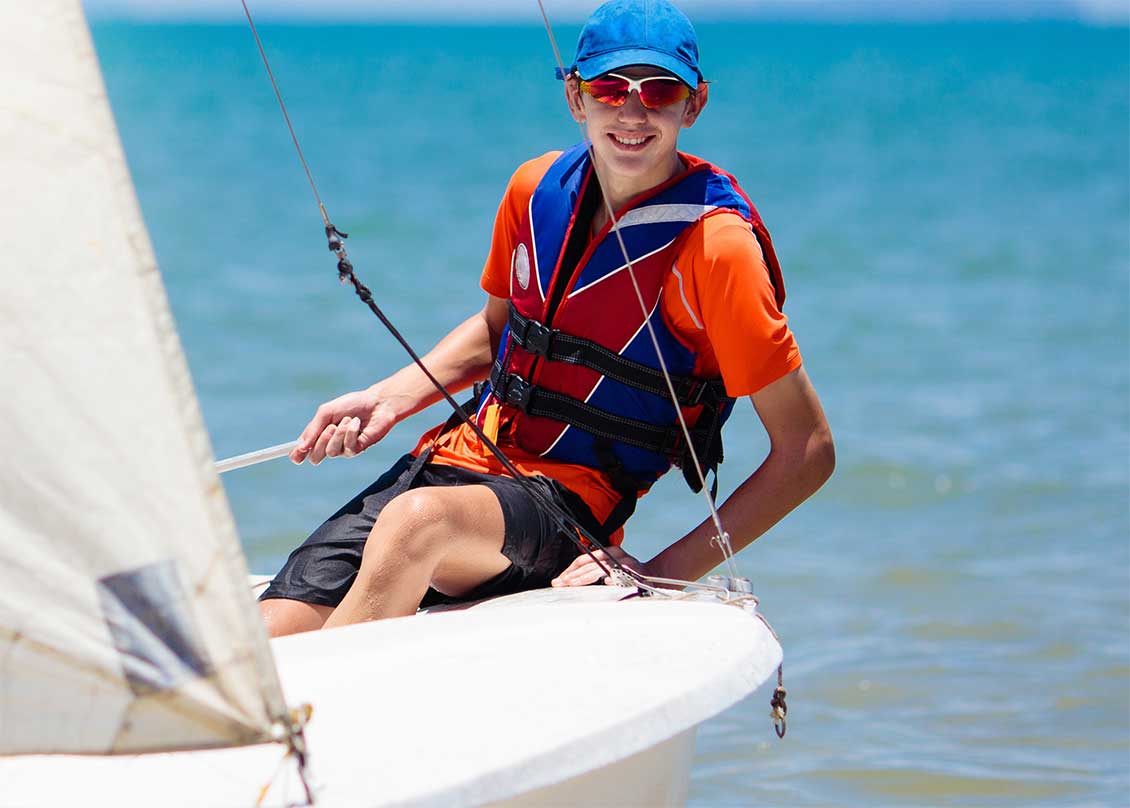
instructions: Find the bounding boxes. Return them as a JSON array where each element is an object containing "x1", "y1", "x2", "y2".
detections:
[
  {"x1": 254, "y1": 705, "x2": 315, "y2": 806},
  {"x1": 753, "y1": 610, "x2": 787, "y2": 739},
  {"x1": 240, "y1": 0, "x2": 328, "y2": 227},
  {"x1": 237, "y1": 1, "x2": 646, "y2": 591}
]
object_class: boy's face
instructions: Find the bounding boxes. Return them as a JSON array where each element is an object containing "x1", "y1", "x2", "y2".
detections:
[{"x1": 566, "y1": 65, "x2": 708, "y2": 187}]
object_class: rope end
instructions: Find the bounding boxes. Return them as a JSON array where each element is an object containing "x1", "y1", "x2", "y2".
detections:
[{"x1": 770, "y1": 668, "x2": 787, "y2": 739}]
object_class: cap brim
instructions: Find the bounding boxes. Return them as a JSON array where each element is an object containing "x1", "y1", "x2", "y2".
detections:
[{"x1": 575, "y1": 48, "x2": 700, "y2": 88}]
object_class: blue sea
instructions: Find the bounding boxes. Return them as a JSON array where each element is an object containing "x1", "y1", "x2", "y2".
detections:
[{"x1": 91, "y1": 19, "x2": 1129, "y2": 806}]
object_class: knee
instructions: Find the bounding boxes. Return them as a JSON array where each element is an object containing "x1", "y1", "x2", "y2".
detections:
[
  {"x1": 367, "y1": 489, "x2": 452, "y2": 562},
  {"x1": 260, "y1": 598, "x2": 332, "y2": 637}
]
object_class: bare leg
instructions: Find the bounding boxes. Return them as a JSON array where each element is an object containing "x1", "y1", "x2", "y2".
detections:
[
  {"x1": 260, "y1": 599, "x2": 334, "y2": 637},
  {"x1": 322, "y1": 484, "x2": 511, "y2": 627}
]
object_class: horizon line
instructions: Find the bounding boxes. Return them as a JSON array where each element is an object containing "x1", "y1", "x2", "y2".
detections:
[{"x1": 81, "y1": 1, "x2": 1130, "y2": 26}]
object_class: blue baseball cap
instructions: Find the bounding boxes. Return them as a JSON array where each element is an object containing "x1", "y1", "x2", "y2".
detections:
[{"x1": 566, "y1": 0, "x2": 702, "y2": 88}]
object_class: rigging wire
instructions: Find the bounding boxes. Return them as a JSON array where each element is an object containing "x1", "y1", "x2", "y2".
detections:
[
  {"x1": 534, "y1": 0, "x2": 740, "y2": 579},
  {"x1": 536, "y1": 5, "x2": 788, "y2": 738},
  {"x1": 240, "y1": 1, "x2": 329, "y2": 228},
  {"x1": 237, "y1": 0, "x2": 646, "y2": 591}
]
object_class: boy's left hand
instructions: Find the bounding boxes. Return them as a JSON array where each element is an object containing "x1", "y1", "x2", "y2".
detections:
[{"x1": 550, "y1": 546, "x2": 651, "y2": 587}]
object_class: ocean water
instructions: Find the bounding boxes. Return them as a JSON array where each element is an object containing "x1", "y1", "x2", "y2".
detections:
[{"x1": 91, "y1": 20, "x2": 1129, "y2": 806}]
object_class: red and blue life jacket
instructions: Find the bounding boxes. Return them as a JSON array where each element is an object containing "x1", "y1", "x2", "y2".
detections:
[{"x1": 480, "y1": 144, "x2": 784, "y2": 533}]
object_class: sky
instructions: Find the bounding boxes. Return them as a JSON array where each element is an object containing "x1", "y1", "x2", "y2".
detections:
[{"x1": 82, "y1": 0, "x2": 1130, "y2": 24}]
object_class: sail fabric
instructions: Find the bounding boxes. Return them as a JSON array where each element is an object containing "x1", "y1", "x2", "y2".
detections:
[{"x1": 0, "y1": 0, "x2": 288, "y2": 754}]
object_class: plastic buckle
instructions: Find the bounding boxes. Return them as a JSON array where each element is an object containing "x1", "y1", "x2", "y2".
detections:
[
  {"x1": 524, "y1": 321, "x2": 554, "y2": 357},
  {"x1": 502, "y1": 374, "x2": 533, "y2": 411}
]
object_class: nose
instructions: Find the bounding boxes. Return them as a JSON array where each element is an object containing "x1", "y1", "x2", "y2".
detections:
[{"x1": 617, "y1": 90, "x2": 648, "y2": 122}]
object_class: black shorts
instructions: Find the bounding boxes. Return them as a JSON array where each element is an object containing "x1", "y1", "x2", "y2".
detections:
[{"x1": 259, "y1": 453, "x2": 593, "y2": 609}]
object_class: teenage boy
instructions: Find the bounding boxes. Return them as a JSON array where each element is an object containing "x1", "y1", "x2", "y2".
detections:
[{"x1": 260, "y1": 0, "x2": 834, "y2": 636}]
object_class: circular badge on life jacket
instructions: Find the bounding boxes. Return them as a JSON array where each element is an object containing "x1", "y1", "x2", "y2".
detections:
[{"x1": 514, "y1": 243, "x2": 531, "y2": 291}]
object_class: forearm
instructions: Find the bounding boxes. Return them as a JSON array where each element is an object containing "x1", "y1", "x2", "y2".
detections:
[
  {"x1": 369, "y1": 308, "x2": 498, "y2": 421},
  {"x1": 648, "y1": 424, "x2": 834, "y2": 583}
]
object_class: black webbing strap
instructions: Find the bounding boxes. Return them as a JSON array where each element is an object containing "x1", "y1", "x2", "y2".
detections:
[
  {"x1": 440, "y1": 391, "x2": 481, "y2": 434},
  {"x1": 490, "y1": 362, "x2": 680, "y2": 455},
  {"x1": 488, "y1": 361, "x2": 727, "y2": 500},
  {"x1": 593, "y1": 438, "x2": 644, "y2": 538},
  {"x1": 384, "y1": 445, "x2": 435, "y2": 499},
  {"x1": 488, "y1": 323, "x2": 734, "y2": 498},
  {"x1": 508, "y1": 303, "x2": 726, "y2": 407},
  {"x1": 680, "y1": 402, "x2": 726, "y2": 497},
  {"x1": 391, "y1": 394, "x2": 481, "y2": 495}
]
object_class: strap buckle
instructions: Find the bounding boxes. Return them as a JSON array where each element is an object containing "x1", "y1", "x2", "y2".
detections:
[
  {"x1": 498, "y1": 373, "x2": 533, "y2": 411},
  {"x1": 512, "y1": 311, "x2": 555, "y2": 358},
  {"x1": 524, "y1": 320, "x2": 554, "y2": 357}
]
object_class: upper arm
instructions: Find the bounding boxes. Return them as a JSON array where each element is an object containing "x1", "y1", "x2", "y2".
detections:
[{"x1": 749, "y1": 366, "x2": 833, "y2": 457}]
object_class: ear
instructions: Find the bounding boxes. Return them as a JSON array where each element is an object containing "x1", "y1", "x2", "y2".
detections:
[
  {"x1": 682, "y1": 82, "x2": 708, "y2": 128},
  {"x1": 564, "y1": 76, "x2": 587, "y2": 123}
]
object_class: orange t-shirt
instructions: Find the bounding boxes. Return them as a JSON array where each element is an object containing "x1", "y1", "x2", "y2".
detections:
[{"x1": 417, "y1": 152, "x2": 801, "y2": 538}]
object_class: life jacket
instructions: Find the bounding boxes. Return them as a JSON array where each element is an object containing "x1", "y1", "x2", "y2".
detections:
[{"x1": 479, "y1": 143, "x2": 785, "y2": 535}]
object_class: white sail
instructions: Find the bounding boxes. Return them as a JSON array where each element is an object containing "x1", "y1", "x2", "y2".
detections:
[{"x1": 0, "y1": 0, "x2": 289, "y2": 754}]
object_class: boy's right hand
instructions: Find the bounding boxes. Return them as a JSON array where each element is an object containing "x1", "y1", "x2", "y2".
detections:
[{"x1": 290, "y1": 387, "x2": 402, "y2": 465}]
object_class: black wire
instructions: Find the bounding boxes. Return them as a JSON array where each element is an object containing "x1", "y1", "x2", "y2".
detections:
[
  {"x1": 239, "y1": 2, "x2": 636, "y2": 584},
  {"x1": 336, "y1": 263, "x2": 625, "y2": 578}
]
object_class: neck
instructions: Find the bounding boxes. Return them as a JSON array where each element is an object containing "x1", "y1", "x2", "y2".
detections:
[{"x1": 592, "y1": 150, "x2": 685, "y2": 224}]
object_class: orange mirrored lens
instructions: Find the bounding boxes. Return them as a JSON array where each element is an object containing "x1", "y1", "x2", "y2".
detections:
[
  {"x1": 639, "y1": 80, "x2": 690, "y2": 108},
  {"x1": 581, "y1": 77, "x2": 631, "y2": 106},
  {"x1": 580, "y1": 75, "x2": 690, "y2": 109}
]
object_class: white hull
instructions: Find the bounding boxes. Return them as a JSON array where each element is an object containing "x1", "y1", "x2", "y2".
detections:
[
  {"x1": 1, "y1": 586, "x2": 781, "y2": 807},
  {"x1": 494, "y1": 727, "x2": 697, "y2": 807}
]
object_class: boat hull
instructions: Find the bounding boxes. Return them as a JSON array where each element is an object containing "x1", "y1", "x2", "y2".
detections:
[
  {"x1": 0, "y1": 586, "x2": 781, "y2": 807},
  {"x1": 494, "y1": 727, "x2": 696, "y2": 807}
]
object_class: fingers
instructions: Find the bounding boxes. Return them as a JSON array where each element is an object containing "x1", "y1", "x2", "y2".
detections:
[
  {"x1": 295, "y1": 402, "x2": 339, "y2": 459},
  {"x1": 305, "y1": 417, "x2": 363, "y2": 465},
  {"x1": 333, "y1": 416, "x2": 363, "y2": 457},
  {"x1": 307, "y1": 423, "x2": 336, "y2": 465},
  {"x1": 551, "y1": 547, "x2": 636, "y2": 588},
  {"x1": 292, "y1": 390, "x2": 384, "y2": 465},
  {"x1": 551, "y1": 559, "x2": 605, "y2": 587}
]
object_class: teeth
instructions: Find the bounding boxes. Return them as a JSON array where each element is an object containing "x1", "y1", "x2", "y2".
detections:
[{"x1": 614, "y1": 135, "x2": 647, "y2": 146}]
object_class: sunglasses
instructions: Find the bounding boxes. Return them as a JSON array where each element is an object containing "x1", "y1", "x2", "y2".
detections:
[{"x1": 578, "y1": 72, "x2": 692, "y2": 110}]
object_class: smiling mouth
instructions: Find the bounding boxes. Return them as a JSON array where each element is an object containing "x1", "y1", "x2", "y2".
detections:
[{"x1": 609, "y1": 133, "x2": 653, "y2": 150}]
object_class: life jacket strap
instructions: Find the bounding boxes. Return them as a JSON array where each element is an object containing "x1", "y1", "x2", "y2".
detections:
[
  {"x1": 508, "y1": 303, "x2": 728, "y2": 407},
  {"x1": 490, "y1": 362, "x2": 682, "y2": 454},
  {"x1": 679, "y1": 397, "x2": 726, "y2": 497},
  {"x1": 488, "y1": 359, "x2": 728, "y2": 500}
]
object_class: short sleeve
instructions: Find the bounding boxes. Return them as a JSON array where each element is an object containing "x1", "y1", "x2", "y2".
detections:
[
  {"x1": 663, "y1": 212, "x2": 801, "y2": 396},
  {"x1": 480, "y1": 152, "x2": 561, "y2": 298}
]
